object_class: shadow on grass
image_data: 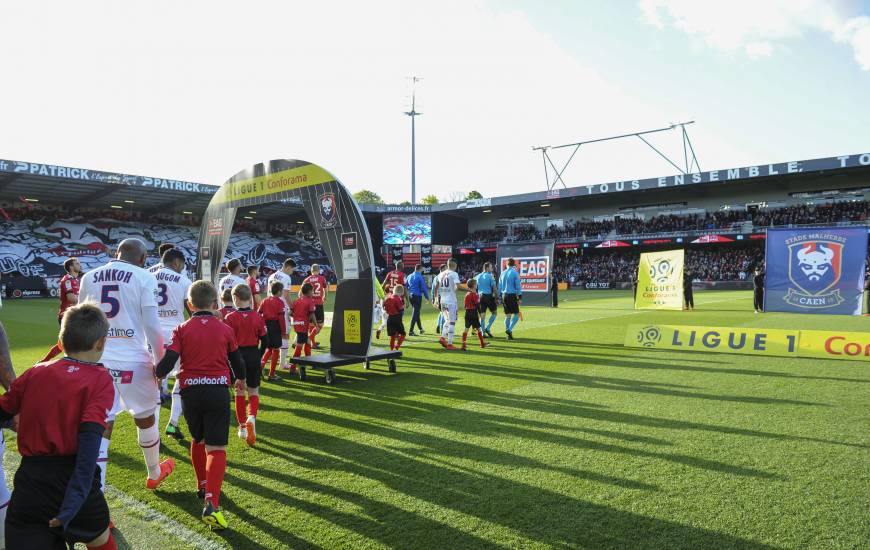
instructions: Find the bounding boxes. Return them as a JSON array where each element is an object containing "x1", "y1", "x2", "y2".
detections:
[{"x1": 236, "y1": 418, "x2": 777, "y2": 549}]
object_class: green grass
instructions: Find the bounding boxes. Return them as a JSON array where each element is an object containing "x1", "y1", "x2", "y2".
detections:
[{"x1": 1, "y1": 291, "x2": 868, "y2": 549}]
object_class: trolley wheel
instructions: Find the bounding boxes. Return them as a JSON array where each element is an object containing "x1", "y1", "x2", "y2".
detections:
[
  {"x1": 298, "y1": 366, "x2": 307, "y2": 382},
  {"x1": 364, "y1": 360, "x2": 371, "y2": 370},
  {"x1": 325, "y1": 369, "x2": 336, "y2": 385},
  {"x1": 388, "y1": 359, "x2": 397, "y2": 373}
]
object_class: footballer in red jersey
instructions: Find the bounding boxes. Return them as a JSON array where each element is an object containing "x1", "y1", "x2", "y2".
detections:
[
  {"x1": 156, "y1": 281, "x2": 245, "y2": 531},
  {"x1": 383, "y1": 285, "x2": 406, "y2": 351},
  {"x1": 223, "y1": 284, "x2": 266, "y2": 447},
  {"x1": 382, "y1": 261, "x2": 406, "y2": 296},
  {"x1": 302, "y1": 264, "x2": 328, "y2": 348},
  {"x1": 39, "y1": 258, "x2": 83, "y2": 363},
  {"x1": 461, "y1": 279, "x2": 487, "y2": 350},
  {"x1": 289, "y1": 283, "x2": 316, "y2": 371},
  {"x1": 245, "y1": 265, "x2": 261, "y2": 309}
]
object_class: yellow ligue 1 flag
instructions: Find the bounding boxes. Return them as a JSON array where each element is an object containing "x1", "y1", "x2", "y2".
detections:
[{"x1": 635, "y1": 249, "x2": 684, "y2": 310}]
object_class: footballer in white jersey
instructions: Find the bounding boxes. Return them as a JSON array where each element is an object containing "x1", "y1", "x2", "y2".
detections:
[
  {"x1": 155, "y1": 267, "x2": 192, "y2": 336},
  {"x1": 219, "y1": 273, "x2": 247, "y2": 293},
  {"x1": 78, "y1": 257, "x2": 165, "y2": 418},
  {"x1": 437, "y1": 259, "x2": 462, "y2": 347},
  {"x1": 77, "y1": 238, "x2": 175, "y2": 492}
]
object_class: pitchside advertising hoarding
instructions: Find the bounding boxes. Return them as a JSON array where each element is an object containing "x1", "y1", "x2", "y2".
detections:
[
  {"x1": 496, "y1": 241, "x2": 554, "y2": 306},
  {"x1": 764, "y1": 228, "x2": 868, "y2": 315},
  {"x1": 625, "y1": 324, "x2": 869, "y2": 362}
]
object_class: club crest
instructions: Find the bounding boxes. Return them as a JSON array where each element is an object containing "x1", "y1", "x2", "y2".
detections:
[
  {"x1": 785, "y1": 240, "x2": 844, "y2": 308},
  {"x1": 319, "y1": 193, "x2": 338, "y2": 228}
]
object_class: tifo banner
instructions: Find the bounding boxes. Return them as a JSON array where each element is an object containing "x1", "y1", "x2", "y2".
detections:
[
  {"x1": 625, "y1": 324, "x2": 869, "y2": 362},
  {"x1": 635, "y1": 249, "x2": 684, "y2": 310},
  {"x1": 496, "y1": 241, "x2": 554, "y2": 307},
  {"x1": 764, "y1": 228, "x2": 868, "y2": 315}
]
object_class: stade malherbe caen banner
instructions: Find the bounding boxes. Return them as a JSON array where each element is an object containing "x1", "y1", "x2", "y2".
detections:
[{"x1": 764, "y1": 227, "x2": 868, "y2": 315}]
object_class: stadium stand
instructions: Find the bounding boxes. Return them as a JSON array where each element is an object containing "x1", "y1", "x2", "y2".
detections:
[{"x1": 0, "y1": 203, "x2": 334, "y2": 296}]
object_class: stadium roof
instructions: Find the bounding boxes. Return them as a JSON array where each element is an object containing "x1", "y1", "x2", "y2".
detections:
[{"x1": 2, "y1": 152, "x2": 868, "y2": 221}]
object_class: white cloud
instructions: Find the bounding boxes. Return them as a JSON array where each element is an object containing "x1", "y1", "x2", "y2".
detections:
[
  {"x1": 638, "y1": 0, "x2": 870, "y2": 69},
  {"x1": 0, "y1": 0, "x2": 693, "y2": 202}
]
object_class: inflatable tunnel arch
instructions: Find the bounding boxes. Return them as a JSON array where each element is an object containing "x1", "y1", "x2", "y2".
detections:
[{"x1": 197, "y1": 159, "x2": 376, "y2": 354}]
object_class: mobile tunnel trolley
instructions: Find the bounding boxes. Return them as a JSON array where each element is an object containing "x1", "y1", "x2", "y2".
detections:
[
  {"x1": 195, "y1": 158, "x2": 401, "y2": 384},
  {"x1": 293, "y1": 277, "x2": 401, "y2": 384}
]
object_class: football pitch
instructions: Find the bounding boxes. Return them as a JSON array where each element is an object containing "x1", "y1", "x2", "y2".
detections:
[{"x1": 1, "y1": 290, "x2": 867, "y2": 549}]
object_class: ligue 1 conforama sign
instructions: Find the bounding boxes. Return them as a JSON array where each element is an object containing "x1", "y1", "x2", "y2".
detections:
[
  {"x1": 197, "y1": 159, "x2": 377, "y2": 355},
  {"x1": 764, "y1": 228, "x2": 868, "y2": 315},
  {"x1": 626, "y1": 324, "x2": 870, "y2": 362}
]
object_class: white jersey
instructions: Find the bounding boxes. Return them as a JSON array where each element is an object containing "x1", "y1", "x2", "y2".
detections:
[
  {"x1": 149, "y1": 262, "x2": 189, "y2": 279},
  {"x1": 79, "y1": 259, "x2": 160, "y2": 364},
  {"x1": 154, "y1": 267, "x2": 192, "y2": 334},
  {"x1": 438, "y1": 270, "x2": 461, "y2": 305},
  {"x1": 219, "y1": 273, "x2": 247, "y2": 293},
  {"x1": 268, "y1": 271, "x2": 294, "y2": 306}
]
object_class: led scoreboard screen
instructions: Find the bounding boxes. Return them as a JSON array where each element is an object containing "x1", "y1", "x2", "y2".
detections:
[{"x1": 383, "y1": 214, "x2": 432, "y2": 244}]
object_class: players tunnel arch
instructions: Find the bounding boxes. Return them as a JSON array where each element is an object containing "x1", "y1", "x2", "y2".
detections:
[{"x1": 196, "y1": 159, "x2": 375, "y2": 355}]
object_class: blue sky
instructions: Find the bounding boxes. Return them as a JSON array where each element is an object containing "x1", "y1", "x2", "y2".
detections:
[{"x1": 1, "y1": 1, "x2": 867, "y2": 202}]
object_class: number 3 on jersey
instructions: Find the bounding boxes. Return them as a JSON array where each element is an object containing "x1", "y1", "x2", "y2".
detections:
[
  {"x1": 157, "y1": 283, "x2": 168, "y2": 307},
  {"x1": 101, "y1": 285, "x2": 120, "y2": 318}
]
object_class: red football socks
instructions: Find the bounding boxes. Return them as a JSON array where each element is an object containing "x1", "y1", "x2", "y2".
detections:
[
  {"x1": 397, "y1": 334, "x2": 405, "y2": 349},
  {"x1": 390, "y1": 335, "x2": 396, "y2": 350},
  {"x1": 261, "y1": 348, "x2": 272, "y2": 368},
  {"x1": 249, "y1": 395, "x2": 260, "y2": 417},
  {"x1": 235, "y1": 395, "x2": 246, "y2": 425},
  {"x1": 304, "y1": 343, "x2": 311, "y2": 356},
  {"x1": 205, "y1": 450, "x2": 227, "y2": 508},
  {"x1": 190, "y1": 441, "x2": 206, "y2": 492},
  {"x1": 268, "y1": 349, "x2": 279, "y2": 377},
  {"x1": 87, "y1": 533, "x2": 118, "y2": 550},
  {"x1": 462, "y1": 333, "x2": 468, "y2": 345},
  {"x1": 477, "y1": 332, "x2": 485, "y2": 347},
  {"x1": 39, "y1": 343, "x2": 63, "y2": 363}
]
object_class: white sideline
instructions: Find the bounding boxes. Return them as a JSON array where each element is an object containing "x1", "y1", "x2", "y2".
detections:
[{"x1": 3, "y1": 448, "x2": 226, "y2": 550}]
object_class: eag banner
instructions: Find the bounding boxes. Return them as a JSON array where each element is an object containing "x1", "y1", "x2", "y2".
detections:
[
  {"x1": 764, "y1": 228, "x2": 868, "y2": 315},
  {"x1": 496, "y1": 241, "x2": 554, "y2": 306},
  {"x1": 635, "y1": 249, "x2": 684, "y2": 310}
]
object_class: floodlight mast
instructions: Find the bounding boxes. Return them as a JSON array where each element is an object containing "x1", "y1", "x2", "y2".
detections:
[
  {"x1": 404, "y1": 76, "x2": 423, "y2": 204},
  {"x1": 532, "y1": 121, "x2": 701, "y2": 191}
]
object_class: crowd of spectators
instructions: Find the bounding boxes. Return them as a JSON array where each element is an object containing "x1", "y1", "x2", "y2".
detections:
[
  {"x1": 554, "y1": 247, "x2": 765, "y2": 284},
  {"x1": 0, "y1": 201, "x2": 319, "y2": 238},
  {"x1": 459, "y1": 200, "x2": 869, "y2": 245}
]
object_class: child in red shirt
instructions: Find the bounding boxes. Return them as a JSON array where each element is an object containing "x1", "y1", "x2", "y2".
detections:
[
  {"x1": 218, "y1": 288, "x2": 236, "y2": 319},
  {"x1": 156, "y1": 281, "x2": 245, "y2": 531},
  {"x1": 383, "y1": 285, "x2": 406, "y2": 351},
  {"x1": 223, "y1": 284, "x2": 267, "y2": 447},
  {"x1": 462, "y1": 279, "x2": 487, "y2": 350},
  {"x1": 0, "y1": 304, "x2": 118, "y2": 550},
  {"x1": 289, "y1": 283, "x2": 317, "y2": 371},
  {"x1": 258, "y1": 281, "x2": 287, "y2": 381}
]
